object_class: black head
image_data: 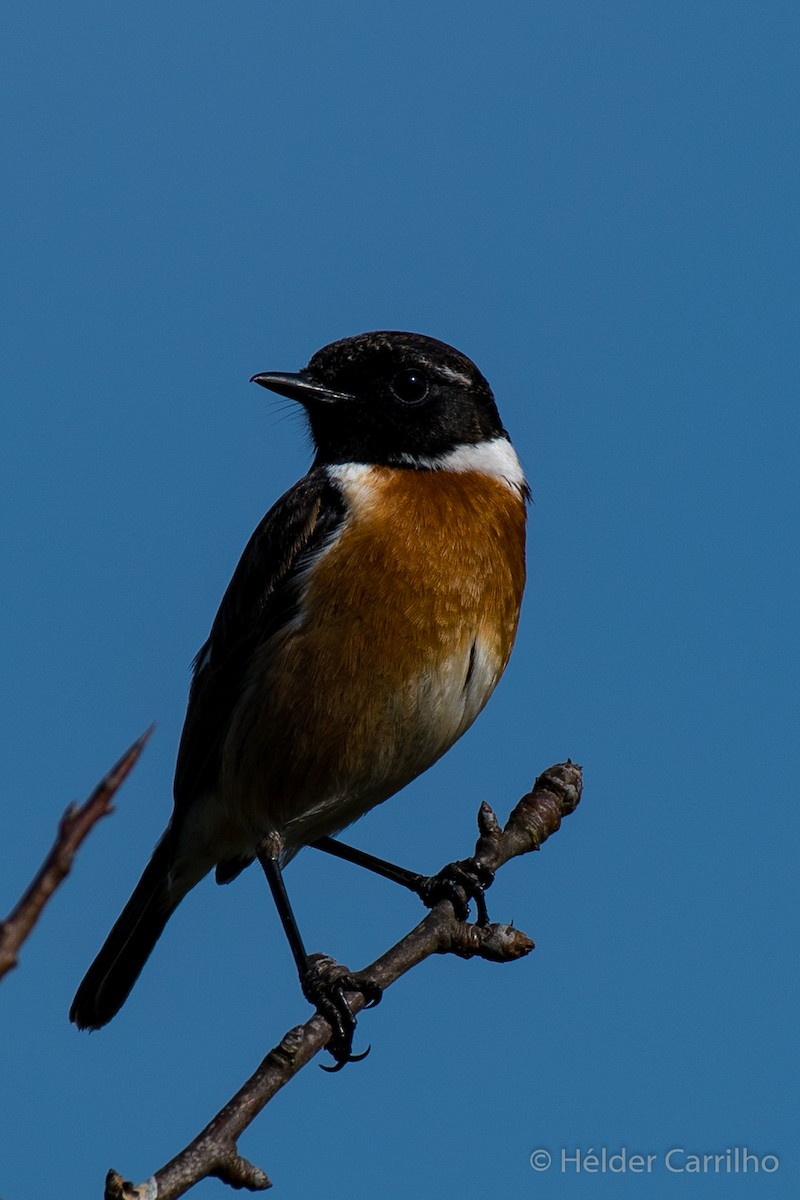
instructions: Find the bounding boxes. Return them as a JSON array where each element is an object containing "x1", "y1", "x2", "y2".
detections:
[{"x1": 251, "y1": 331, "x2": 507, "y2": 466}]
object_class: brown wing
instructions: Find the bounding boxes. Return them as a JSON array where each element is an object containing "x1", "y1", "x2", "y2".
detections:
[{"x1": 172, "y1": 467, "x2": 346, "y2": 819}]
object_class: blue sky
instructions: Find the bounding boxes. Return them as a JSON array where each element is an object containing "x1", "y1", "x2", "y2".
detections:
[{"x1": 2, "y1": 2, "x2": 797, "y2": 1197}]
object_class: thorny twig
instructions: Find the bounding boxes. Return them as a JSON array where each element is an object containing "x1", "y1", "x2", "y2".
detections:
[{"x1": 0, "y1": 728, "x2": 153, "y2": 982}]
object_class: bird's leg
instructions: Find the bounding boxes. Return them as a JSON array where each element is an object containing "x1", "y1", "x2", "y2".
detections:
[
  {"x1": 311, "y1": 837, "x2": 495, "y2": 926},
  {"x1": 257, "y1": 849, "x2": 381, "y2": 1071}
]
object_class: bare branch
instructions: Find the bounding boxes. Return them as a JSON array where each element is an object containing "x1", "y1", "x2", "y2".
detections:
[
  {"x1": 0, "y1": 727, "x2": 153, "y2": 983},
  {"x1": 105, "y1": 760, "x2": 582, "y2": 1200}
]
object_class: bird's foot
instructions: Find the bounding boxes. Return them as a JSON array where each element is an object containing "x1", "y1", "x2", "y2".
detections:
[
  {"x1": 301, "y1": 953, "x2": 383, "y2": 1072},
  {"x1": 415, "y1": 857, "x2": 496, "y2": 925}
]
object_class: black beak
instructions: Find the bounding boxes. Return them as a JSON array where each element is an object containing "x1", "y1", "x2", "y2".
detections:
[{"x1": 250, "y1": 371, "x2": 352, "y2": 406}]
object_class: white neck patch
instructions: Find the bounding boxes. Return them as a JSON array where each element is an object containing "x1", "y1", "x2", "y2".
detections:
[
  {"x1": 402, "y1": 436, "x2": 528, "y2": 495},
  {"x1": 328, "y1": 436, "x2": 528, "y2": 499}
]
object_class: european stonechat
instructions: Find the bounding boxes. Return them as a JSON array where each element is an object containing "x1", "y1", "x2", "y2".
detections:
[{"x1": 70, "y1": 331, "x2": 528, "y2": 1065}]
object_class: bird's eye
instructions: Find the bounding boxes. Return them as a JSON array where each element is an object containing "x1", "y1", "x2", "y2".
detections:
[{"x1": 389, "y1": 368, "x2": 429, "y2": 405}]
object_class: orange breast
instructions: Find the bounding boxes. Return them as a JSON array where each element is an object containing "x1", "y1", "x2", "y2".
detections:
[{"x1": 222, "y1": 465, "x2": 526, "y2": 851}]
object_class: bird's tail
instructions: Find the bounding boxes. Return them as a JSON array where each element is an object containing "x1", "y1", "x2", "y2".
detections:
[{"x1": 70, "y1": 833, "x2": 182, "y2": 1030}]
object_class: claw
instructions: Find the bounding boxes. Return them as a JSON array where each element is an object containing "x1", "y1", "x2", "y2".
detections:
[
  {"x1": 416, "y1": 857, "x2": 495, "y2": 924},
  {"x1": 301, "y1": 955, "x2": 382, "y2": 1069},
  {"x1": 321, "y1": 1044, "x2": 371, "y2": 1073}
]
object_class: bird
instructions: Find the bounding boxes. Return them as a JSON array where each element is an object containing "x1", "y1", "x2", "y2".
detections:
[{"x1": 70, "y1": 330, "x2": 528, "y2": 1065}]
